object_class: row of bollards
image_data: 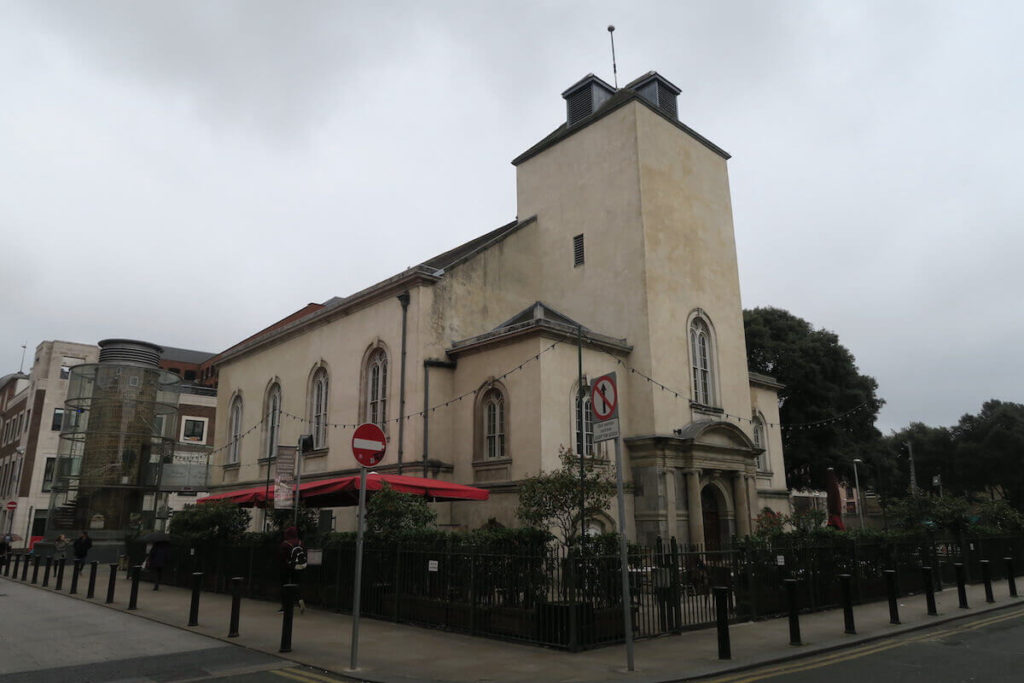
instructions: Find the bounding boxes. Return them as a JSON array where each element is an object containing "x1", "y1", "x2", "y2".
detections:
[
  {"x1": 2, "y1": 557, "x2": 297, "y2": 652},
  {"x1": 711, "y1": 556, "x2": 1021, "y2": 661}
]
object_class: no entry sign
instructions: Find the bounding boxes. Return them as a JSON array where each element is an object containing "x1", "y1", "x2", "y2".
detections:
[
  {"x1": 591, "y1": 373, "x2": 619, "y2": 421},
  {"x1": 352, "y1": 423, "x2": 387, "y2": 467},
  {"x1": 5, "y1": 500, "x2": 16, "y2": 511}
]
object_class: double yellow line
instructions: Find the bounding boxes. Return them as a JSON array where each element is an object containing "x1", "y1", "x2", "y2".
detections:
[{"x1": 702, "y1": 606, "x2": 1024, "y2": 683}]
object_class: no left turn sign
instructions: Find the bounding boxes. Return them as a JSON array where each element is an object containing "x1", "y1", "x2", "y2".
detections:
[{"x1": 591, "y1": 373, "x2": 618, "y2": 422}]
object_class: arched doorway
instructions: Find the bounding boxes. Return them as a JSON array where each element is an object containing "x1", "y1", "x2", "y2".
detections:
[{"x1": 701, "y1": 485, "x2": 726, "y2": 550}]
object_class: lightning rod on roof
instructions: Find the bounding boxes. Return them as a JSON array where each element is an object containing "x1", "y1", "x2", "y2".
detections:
[{"x1": 607, "y1": 25, "x2": 618, "y2": 88}]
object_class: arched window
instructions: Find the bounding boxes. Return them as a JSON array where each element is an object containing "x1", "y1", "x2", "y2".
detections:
[
  {"x1": 264, "y1": 382, "x2": 281, "y2": 460},
  {"x1": 365, "y1": 349, "x2": 388, "y2": 427},
  {"x1": 752, "y1": 414, "x2": 769, "y2": 471},
  {"x1": 310, "y1": 367, "x2": 329, "y2": 450},
  {"x1": 689, "y1": 316, "x2": 715, "y2": 406},
  {"x1": 575, "y1": 389, "x2": 594, "y2": 457},
  {"x1": 482, "y1": 388, "x2": 505, "y2": 459},
  {"x1": 228, "y1": 395, "x2": 243, "y2": 464}
]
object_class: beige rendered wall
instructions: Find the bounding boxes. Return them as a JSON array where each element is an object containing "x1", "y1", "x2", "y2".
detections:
[{"x1": 750, "y1": 382, "x2": 790, "y2": 515}]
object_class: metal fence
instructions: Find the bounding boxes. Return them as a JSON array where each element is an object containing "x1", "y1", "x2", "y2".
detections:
[{"x1": 123, "y1": 534, "x2": 1024, "y2": 650}]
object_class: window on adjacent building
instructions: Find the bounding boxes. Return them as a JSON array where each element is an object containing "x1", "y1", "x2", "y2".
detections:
[
  {"x1": 365, "y1": 348, "x2": 388, "y2": 428},
  {"x1": 575, "y1": 389, "x2": 594, "y2": 456},
  {"x1": 42, "y1": 457, "x2": 56, "y2": 492},
  {"x1": 228, "y1": 396, "x2": 243, "y2": 465},
  {"x1": 573, "y1": 234, "x2": 585, "y2": 266},
  {"x1": 689, "y1": 316, "x2": 715, "y2": 406},
  {"x1": 180, "y1": 417, "x2": 208, "y2": 444},
  {"x1": 51, "y1": 408, "x2": 64, "y2": 431},
  {"x1": 310, "y1": 367, "x2": 329, "y2": 450},
  {"x1": 482, "y1": 388, "x2": 506, "y2": 459},
  {"x1": 264, "y1": 383, "x2": 281, "y2": 460}
]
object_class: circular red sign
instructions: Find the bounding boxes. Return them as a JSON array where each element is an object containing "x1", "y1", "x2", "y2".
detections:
[
  {"x1": 5, "y1": 501, "x2": 16, "y2": 511},
  {"x1": 591, "y1": 375, "x2": 618, "y2": 421},
  {"x1": 352, "y1": 423, "x2": 387, "y2": 467}
]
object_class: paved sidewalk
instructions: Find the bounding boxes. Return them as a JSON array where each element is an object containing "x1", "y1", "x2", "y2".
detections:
[{"x1": 3, "y1": 566, "x2": 1022, "y2": 682}]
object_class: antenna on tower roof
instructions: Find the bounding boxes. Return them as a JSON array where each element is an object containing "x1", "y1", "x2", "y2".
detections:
[{"x1": 607, "y1": 25, "x2": 618, "y2": 88}]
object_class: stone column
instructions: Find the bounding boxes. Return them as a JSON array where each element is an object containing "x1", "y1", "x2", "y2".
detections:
[
  {"x1": 685, "y1": 469, "x2": 704, "y2": 549},
  {"x1": 733, "y1": 472, "x2": 750, "y2": 537},
  {"x1": 746, "y1": 474, "x2": 759, "y2": 522}
]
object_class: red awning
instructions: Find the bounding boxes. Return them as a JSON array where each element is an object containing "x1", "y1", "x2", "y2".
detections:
[{"x1": 197, "y1": 473, "x2": 489, "y2": 508}]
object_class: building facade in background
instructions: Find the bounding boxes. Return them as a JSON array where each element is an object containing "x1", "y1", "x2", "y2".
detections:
[{"x1": 208, "y1": 70, "x2": 790, "y2": 546}]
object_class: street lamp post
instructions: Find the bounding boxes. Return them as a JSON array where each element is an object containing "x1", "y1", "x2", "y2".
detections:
[{"x1": 852, "y1": 459, "x2": 865, "y2": 530}]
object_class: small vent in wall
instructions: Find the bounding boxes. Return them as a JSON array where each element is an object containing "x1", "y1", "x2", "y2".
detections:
[{"x1": 573, "y1": 234, "x2": 585, "y2": 266}]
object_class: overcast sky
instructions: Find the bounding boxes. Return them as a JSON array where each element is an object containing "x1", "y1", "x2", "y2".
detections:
[{"x1": 2, "y1": 1, "x2": 1021, "y2": 434}]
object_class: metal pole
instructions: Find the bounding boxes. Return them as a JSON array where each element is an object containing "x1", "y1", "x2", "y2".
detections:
[
  {"x1": 55, "y1": 558, "x2": 65, "y2": 591},
  {"x1": 922, "y1": 566, "x2": 937, "y2": 616},
  {"x1": 228, "y1": 576, "x2": 242, "y2": 637},
  {"x1": 613, "y1": 437, "x2": 634, "y2": 672},
  {"x1": 87, "y1": 561, "x2": 98, "y2": 599},
  {"x1": 955, "y1": 563, "x2": 969, "y2": 609},
  {"x1": 280, "y1": 584, "x2": 296, "y2": 652},
  {"x1": 188, "y1": 572, "x2": 203, "y2": 626},
  {"x1": 31, "y1": 556, "x2": 39, "y2": 584},
  {"x1": 852, "y1": 459, "x2": 865, "y2": 529},
  {"x1": 350, "y1": 465, "x2": 368, "y2": 670},
  {"x1": 714, "y1": 586, "x2": 731, "y2": 659},
  {"x1": 70, "y1": 560, "x2": 81, "y2": 594},
  {"x1": 293, "y1": 437, "x2": 303, "y2": 529},
  {"x1": 396, "y1": 291, "x2": 409, "y2": 475},
  {"x1": 905, "y1": 441, "x2": 919, "y2": 495},
  {"x1": 578, "y1": 324, "x2": 586, "y2": 544},
  {"x1": 1005, "y1": 557, "x2": 1018, "y2": 598},
  {"x1": 105, "y1": 563, "x2": 117, "y2": 604},
  {"x1": 981, "y1": 560, "x2": 994, "y2": 603},
  {"x1": 884, "y1": 569, "x2": 900, "y2": 624},
  {"x1": 839, "y1": 574, "x2": 856, "y2": 634},
  {"x1": 42, "y1": 557, "x2": 51, "y2": 587},
  {"x1": 785, "y1": 578, "x2": 801, "y2": 645},
  {"x1": 128, "y1": 565, "x2": 141, "y2": 610}
]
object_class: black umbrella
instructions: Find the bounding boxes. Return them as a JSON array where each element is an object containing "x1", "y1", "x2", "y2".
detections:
[{"x1": 137, "y1": 531, "x2": 171, "y2": 543}]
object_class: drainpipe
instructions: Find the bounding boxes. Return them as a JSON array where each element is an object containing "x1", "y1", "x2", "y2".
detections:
[
  {"x1": 396, "y1": 291, "x2": 410, "y2": 475},
  {"x1": 422, "y1": 359, "x2": 456, "y2": 477}
]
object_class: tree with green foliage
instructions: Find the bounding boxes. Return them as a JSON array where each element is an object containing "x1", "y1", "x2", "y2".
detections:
[
  {"x1": 953, "y1": 400, "x2": 1024, "y2": 509},
  {"x1": 366, "y1": 482, "x2": 437, "y2": 540},
  {"x1": 516, "y1": 447, "x2": 617, "y2": 548},
  {"x1": 168, "y1": 501, "x2": 250, "y2": 544},
  {"x1": 743, "y1": 307, "x2": 884, "y2": 489}
]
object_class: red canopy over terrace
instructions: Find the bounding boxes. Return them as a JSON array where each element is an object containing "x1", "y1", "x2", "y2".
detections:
[{"x1": 197, "y1": 473, "x2": 489, "y2": 508}]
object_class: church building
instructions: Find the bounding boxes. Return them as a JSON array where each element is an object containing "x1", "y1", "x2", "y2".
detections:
[{"x1": 207, "y1": 70, "x2": 790, "y2": 547}]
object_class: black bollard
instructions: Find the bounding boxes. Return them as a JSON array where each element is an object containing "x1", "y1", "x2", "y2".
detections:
[
  {"x1": 128, "y1": 565, "x2": 141, "y2": 610},
  {"x1": 13, "y1": 554, "x2": 21, "y2": 578},
  {"x1": 280, "y1": 584, "x2": 297, "y2": 653},
  {"x1": 228, "y1": 576, "x2": 242, "y2": 638},
  {"x1": 20, "y1": 555, "x2": 29, "y2": 581},
  {"x1": 1006, "y1": 557, "x2": 1018, "y2": 598},
  {"x1": 188, "y1": 572, "x2": 203, "y2": 626},
  {"x1": 55, "y1": 558, "x2": 66, "y2": 591},
  {"x1": 785, "y1": 578, "x2": 801, "y2": 646},
  {"x1": 70, "y1": 560, "x2": 81, "y2": 594},
  {"x1": 980, "y1": 560, "x2": 995, "y2": 603},
  {"x1": 105, "y1": 563, "x2": 117, "y2": 604},
  {"x1": 955, "y1": 563, "x2": 969, "y2": 609},
  {"x1": 922, "y1": 566, "x2": 937, "y2": 616},
  {"x1": 884, "y1": 570, "x2": 900, "y2": 624},
  {"x1": 42, "y1": 557, "x2": 52, "y2": 587},
  {"x1": 714, "y1": 586, "x2": 731, "y2": 659},
  {"x1": 31, "y1": 556, "x2": 40, "y2": 584},
  {"x1": 87, "y1": 561, "x2": 98, "y2": 599},
  {"x1": 839, "y1": 574, "x2": 856, "y2": 634}
]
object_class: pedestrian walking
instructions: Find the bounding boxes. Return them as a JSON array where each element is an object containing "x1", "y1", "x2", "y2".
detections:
[
  {"x1": 73, "y1": 531, "x2": 92, "y2": 564},
  {"x1": 145, "y1": 540, "x2": 171, "y2": 590},
  {"x1": 278, "y1": 526, "x2": 306, "y2": 613},
  {"x1": 54, "y1": 534, "x2": 70, "y2": 559}
]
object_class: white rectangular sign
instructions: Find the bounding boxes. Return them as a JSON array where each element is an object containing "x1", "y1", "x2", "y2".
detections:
[{"x1": 593, "y1": 418, "x2": 620, "y2": 442}]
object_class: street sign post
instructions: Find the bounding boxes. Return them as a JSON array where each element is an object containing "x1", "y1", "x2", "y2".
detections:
[
  {"x1": 589, "y1": 372, "x2": 633, "y2": 670},
  {"x1": 350, "y1": 423, "x2": 387, "y2": 670}
]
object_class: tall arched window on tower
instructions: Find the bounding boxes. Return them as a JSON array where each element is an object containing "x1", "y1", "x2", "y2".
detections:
[
  {"x1": 752, "y1": 414, "x2": 769, "y2": 471},
  {"x1": 228, "y1": 395, "x2": 243, "y2": 465},
  {"x1": 689, "y1": 316, "x2": 715, "y2": 406},
  {"x1": 365, "y1": 348, "x2": 388, "y2": 427},
  {"x1": 575, "y1": 388, "x2": 594, "y2": 456},
  {"x1": 264, "y1": 383, "x2": 281, "y2": 461},
  {"x1": 310, "y1": 367, "x2": 329, "y2": 450},
  {"x1": 482, "y1": 387, "x2": 505, "y2": 459}
]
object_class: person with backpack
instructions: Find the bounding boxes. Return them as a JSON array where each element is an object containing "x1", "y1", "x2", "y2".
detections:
[{"x1": 278, "y1": 526, "x2": 306, "y2": 613}]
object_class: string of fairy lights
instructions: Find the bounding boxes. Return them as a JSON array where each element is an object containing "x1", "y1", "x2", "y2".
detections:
[{"x1": 208, "y1": 337, "x2": 873, "y2": 458}]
